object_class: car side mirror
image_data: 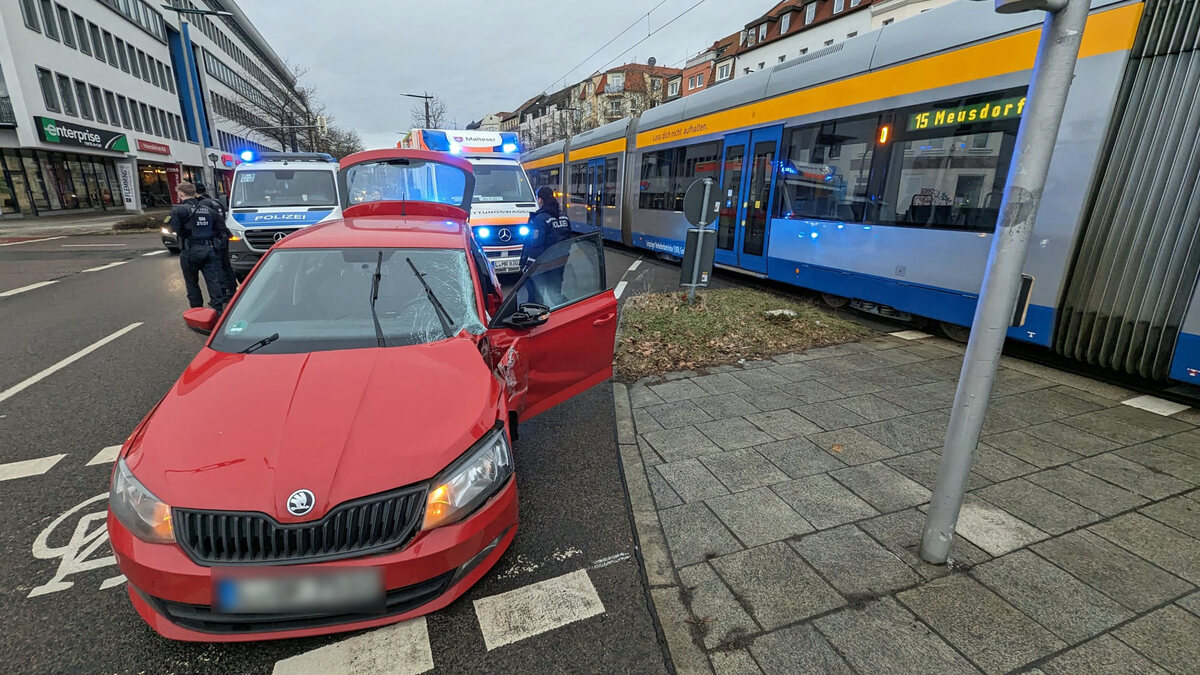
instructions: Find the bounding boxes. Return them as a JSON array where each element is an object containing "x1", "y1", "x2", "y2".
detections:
[
  {"x1": 183, "y1": 307, "x2": 218, "y2": 335},
  {"x1": 504, "y1": 303, "x2": 550, "y2": 329}
]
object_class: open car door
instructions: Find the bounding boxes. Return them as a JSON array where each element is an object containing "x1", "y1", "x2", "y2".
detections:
[{"x1": 488, "y1": 232, "x2": 617, "y2": 420}]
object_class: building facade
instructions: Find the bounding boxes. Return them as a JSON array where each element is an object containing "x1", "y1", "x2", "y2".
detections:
[
  {"x1": 570, "y1": 60, "x2": 680, "y2": 135},
  {"x1": 0, "y1": 0, "x2": 305, "y2": 218}
]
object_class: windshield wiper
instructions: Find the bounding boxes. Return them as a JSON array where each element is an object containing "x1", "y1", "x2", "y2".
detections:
[
  {"x1": 370, "y1": 250, "x2": 387, "y2": 347},
  {"x1": 406, "y1": 257, "x2": 455, "y2": 339},
  {"x1": 240, "y1": 333, "x2": 280, "y2": 354}
]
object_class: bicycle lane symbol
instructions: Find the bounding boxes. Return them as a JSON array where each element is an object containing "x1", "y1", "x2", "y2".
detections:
[{"x1": 28, "y1": 493, "x2": 125, "y2": 598}]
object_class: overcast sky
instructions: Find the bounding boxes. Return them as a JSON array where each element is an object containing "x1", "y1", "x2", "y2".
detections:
[{"x1": 238, "y1": 0, "x2": 774, "y2": 150}]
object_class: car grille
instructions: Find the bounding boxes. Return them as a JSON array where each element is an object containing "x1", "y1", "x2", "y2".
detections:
[
  {"x1": 141, "y1": 570, "x2": 454, "y2": 635},
  {"x1": 173, "y1": 486, "x2": 427, "y2": 566},
  {"x1": 243, "y1": 227, "x2": 299, "y2": 251}
]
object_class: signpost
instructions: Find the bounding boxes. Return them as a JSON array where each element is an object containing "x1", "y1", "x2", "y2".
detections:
[{"x1": 680, "y1": 177, "x2": 719, "y2": 303}]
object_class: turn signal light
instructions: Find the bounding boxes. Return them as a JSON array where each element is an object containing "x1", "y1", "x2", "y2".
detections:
[
  {"x1": 229, "y1": 235, "x2": 242, "y2": 242},
  {"x1": 878, "y1": 125, "x2": 891, "y2": 144}
]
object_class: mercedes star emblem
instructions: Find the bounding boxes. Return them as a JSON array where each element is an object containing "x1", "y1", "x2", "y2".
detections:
[
  {"x1": 498, "y1": 228, "x2": 512, "y2": 242},
  {"x1": 273, "y1": 231, "x2": 288, "y2": 243},
  {"x1": 287, "y1": 489, "x2": 315, "y2": 516}
]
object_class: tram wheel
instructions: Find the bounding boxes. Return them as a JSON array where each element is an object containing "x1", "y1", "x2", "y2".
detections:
[
  {"x1": 940, "y1": 321, "x2": 971, "y2": 343},
  {"x1": 821, "y1": 293, "x2": 850, "y2": 309}
]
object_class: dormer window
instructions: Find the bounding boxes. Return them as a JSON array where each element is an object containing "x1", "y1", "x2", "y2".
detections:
[
  {"x1": 781, "y1": 12, "x2": 791, "y2": 33},
  {"x1": 758, "y1": 23, "x2": 767, "y2": 41},
  {"x1": 805, "y1": 2, "x2": 816, "y2": 24}
]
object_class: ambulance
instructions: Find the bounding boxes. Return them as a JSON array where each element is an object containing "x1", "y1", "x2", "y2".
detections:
[{"x1": 399, "y1": 129, "x2": 535, "y2": 275}]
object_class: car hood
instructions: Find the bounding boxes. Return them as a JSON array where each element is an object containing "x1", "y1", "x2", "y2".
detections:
[{"x1": 125, "y1": 337, "x2": 502, "y2": 522}]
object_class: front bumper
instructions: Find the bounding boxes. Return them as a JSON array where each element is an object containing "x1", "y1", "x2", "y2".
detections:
[
  {"x1": 483, "y1": 244, "x2": 524, "y2": 275},
  {"x1": 161, "y1": 229, "x2": 179, "y2": 251},
  {"x1": 228, "y1": 238, "x2": 260, "y2": 277},
  {"x1": 109, "y1": 478, "x2": 518, "y2": 642}
]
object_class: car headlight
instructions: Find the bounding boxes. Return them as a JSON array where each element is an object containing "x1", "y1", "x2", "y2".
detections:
[
  {"x1": 160, "y1": 227, "x2": 171, "y2": 235},
  {"x1": 110, "y1": 458, "x2": 175, "y2": 544},
  {"x1": 422, "y1": 426, "x2": 512, "y2": 531}
]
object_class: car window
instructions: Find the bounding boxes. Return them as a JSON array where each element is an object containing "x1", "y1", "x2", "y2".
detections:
[
  {"x1": 345, "y1": 158, "x2": 469, "y2": 207},
  {"x1": 210, "y1": 248, "x2": 485, "y2": 354},
  {"x1": 231, "y1": 170, "x2": 337, "y2": 208},
  {"x1": 508, "y1": 235, "x2": 604, "y2": 311},
  {"x1": 471, "y1": 163, "x2": 534, "y2": 203}
]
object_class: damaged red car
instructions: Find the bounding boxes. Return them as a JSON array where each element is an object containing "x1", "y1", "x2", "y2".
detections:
[{"x1": 106, "y1": 149, "x2": 617, "y2": 641}]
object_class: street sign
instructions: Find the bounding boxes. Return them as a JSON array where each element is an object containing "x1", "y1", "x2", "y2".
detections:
[
  {"x1": 680, "y1": 178, "x2": 717, "y2": 303},
  {"x1": 682, "y1": 178, "x2": 720, "y2": 227}
]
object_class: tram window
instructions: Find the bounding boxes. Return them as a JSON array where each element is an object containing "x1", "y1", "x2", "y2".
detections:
[
  {"x1": 569, "y1": 162, "x2": 588, "y2": 206},
  {"x1": 603, "y1": 157, "x2": 618, "y2": 207},
  {"x1": 639, "y1": 149, "x2": 678, "y2": 210},
  {"x1": 775, "y1": 116, "x2": 877, "y2": 222},
  {"x1": 669, "y1": 141, "x2": 723, "y2": 211}
]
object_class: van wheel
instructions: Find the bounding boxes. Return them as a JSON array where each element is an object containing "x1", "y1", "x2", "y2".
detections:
[
  {"x1": 821, "y1": 293, "x2": 850, "y2": 309},
  {"x1": 940, "y1": 321, "x2": 971, "y2": 343}
]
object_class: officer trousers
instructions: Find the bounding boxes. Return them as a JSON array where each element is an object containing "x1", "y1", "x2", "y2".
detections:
[
  {"x1": 180, "y1": 241, "x2": 226, "y2": 311},
  {"x1": 215, "y1": 238, "x2": 237, "y2": 298}
]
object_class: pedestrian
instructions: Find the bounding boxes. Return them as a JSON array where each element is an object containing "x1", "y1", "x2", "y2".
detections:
[
  {"x1": 170, "y1": 182, "x2": 227, "y2": 313},
  {"x1": 197, "y1": 182, "x2": 237, "y2": 300},
  {"x1": 520, "y1": 186, "x2": 573, "y2": 305}
]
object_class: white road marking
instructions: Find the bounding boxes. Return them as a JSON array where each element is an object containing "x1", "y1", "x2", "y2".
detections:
[
  {"x1": 0, "y1": 280, "x2": 58, "y2": 298},
  {"x1": 29, "y1": 493, "x2": 115, "y2": 597},
  {"x1": 589, "y1": 552, "x2": 632, "y2": 570},
  {"x1": 628, "y1": 259, "x2": 642, "y2": 272},
  {"x1": 1122, "y1": 394, "x2": 1190, "y2": 417},
  {"x1": 0, "y1": 454, "x2": 66, "y2": 482},
  {"x1": 81, "y1": 260, "x2": 129, "y2": 273},
  {"x1": 100, "y1": 575, "x2": 126, "y2": 589},
  {"x1": 87, "y1": 445, "x2": 122, "y2": 466},
  {"x1": 614, "y1": 281, "x2": 628, "y2": 299},
  {"x1": 0, "y1": 322, "x2": 142, "y2": 405},
  {"x1": 473, "y1": 568, "x2": 605, "y2": 651},
  {"x1": 142, "y1": 250, "x2": 167, "y2": 257},
  {"x1": 62, "y1": 243, "x2": 126, "y2": 248},
  {"x1": 273, "y1": 617, "x2": 433, "y2": 675},
  {"x1": 0, "y1": 236, "x2": 66, "y2": 247},
  {"x1": 890, "y1": 330, "x2": 934, "y2": 340}
]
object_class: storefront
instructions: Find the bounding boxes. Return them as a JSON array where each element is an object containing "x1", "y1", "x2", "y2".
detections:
[{"x1": 0, "y1": 117, "x2": 129, "y2": 217}]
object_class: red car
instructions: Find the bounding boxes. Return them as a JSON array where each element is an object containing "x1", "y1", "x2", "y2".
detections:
[{"x1": 107, "y1": 149, "x2": 618, "y2": 641}]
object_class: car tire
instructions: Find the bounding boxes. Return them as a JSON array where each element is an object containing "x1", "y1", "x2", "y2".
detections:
[{"x1": 166, "y1": 247, "x2": 180, "y2": 255}]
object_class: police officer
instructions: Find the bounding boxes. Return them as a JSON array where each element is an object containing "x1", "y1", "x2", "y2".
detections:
[
  {"x1": 520, "y1": 186, "x2": 572, "y2": 305},
  {"x1": 197, "y1": 182, "x2": 237, "y2": 300},
  {"x1": 170, "y1": 182, "x2": 227, "y2": 312}
]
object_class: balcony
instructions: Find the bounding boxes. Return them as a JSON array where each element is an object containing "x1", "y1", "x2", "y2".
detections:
[{"x1": 0, "y1": 96, "x2": 15, "y2": 128}]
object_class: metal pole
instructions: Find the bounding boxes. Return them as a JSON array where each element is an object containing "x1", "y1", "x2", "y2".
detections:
[
  {"x1": 687, "y1": 178, "x2": 713, "y2": 304},
  {"x1": 424, "y1": 98, "x2": 431, "y2": 128},
  {"x1": 920, "y1": 0, "x2": 1089, "y2": 564}
]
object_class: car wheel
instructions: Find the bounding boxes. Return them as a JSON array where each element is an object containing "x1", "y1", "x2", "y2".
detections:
[{"x1": 166, "y1": 247, "x2": 180, "y2": 255}]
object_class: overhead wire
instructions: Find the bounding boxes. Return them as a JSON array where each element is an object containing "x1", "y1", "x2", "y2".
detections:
[{"x1": 543, "y1": 0, "x2": 671, "y2": 93}]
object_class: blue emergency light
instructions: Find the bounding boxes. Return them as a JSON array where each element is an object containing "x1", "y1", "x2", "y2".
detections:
[
  {"x1": 239, "y1": 150, "x2": 255, "y2": 162},
  {"x1": 502, "y1": 143, "x2": 518, "y2": 153},
  {"x1": 478, "y1": 227, "x2": 491, "y2": 239},
  {"x1": 518, "y1": 225, "x2": 530, "y2": 236}
]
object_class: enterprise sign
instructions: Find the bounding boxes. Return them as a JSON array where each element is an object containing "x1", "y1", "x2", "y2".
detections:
[
  {"x1": 907, "y1": 97, "x2": 1027, "y2": 131},
  {"x1": 35, "y1": 116, "x2": 129, "y2": 152}
]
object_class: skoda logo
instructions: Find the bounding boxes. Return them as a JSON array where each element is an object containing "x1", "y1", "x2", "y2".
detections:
[
  {"x1": 498, "y1": 228, "x2": 512, "y2": 242},
  {"x1": 273, "y1": 231, "x2": 288, "y2": 243},
  {"x1": 287, "y1": 489, "x2": 315, "y2": 516}
]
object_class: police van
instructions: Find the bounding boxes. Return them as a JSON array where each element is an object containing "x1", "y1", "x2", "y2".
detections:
[
  {"x1": 399, "y1": 129, "x2": 535, "y2": 275},
  {"x1": 226, "y1": 151, "x2": 341, "y2": 279}
]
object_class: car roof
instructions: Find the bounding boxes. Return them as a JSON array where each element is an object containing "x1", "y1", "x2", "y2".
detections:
[{"x1": 275, "y1": 214, "x2": 469, "y2": 250}]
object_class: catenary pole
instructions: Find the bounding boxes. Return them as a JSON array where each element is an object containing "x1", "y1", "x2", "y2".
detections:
[{"x1": 919, "y1": 0, "x2": 1089, "y2": 564}]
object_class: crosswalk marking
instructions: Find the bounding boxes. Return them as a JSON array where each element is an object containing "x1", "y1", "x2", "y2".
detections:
[
  {"x1": 0, "y1": 455, "x2": 67, "y2": 482},
  {"x1": 1122, "y1": 394, "x2": 1190, "y2": 417},
  {"x1": 272, "y1": 617, "x2": 433, "y2": 675},
  {"x1": 81, "y1": 261, "x2": 129, "y2": 273},
  {"x1": 890, "y1": 329, "x2": 933, "y2": 340},
  {"x1": 0, "y1": 281, "x2": 58, "y2": 298},
  {"x1": 87, "y1": 445, "x2": 122, "y2": 466},
  {"x1": 473, "y1": 568, "x2": 605, "y2": 651},
  {"x1": 0, "y1": 322, "x2": 142, "y2": 405}
]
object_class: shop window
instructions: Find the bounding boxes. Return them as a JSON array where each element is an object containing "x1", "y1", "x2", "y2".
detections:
[
  {"x1": 56, "y1": 5, "x2": 74, "y2": 47},
  {"x1": 90, "y1": 86, "x2": 107, "y2": 123},
  {"x1": 56, "y1": 73, "x2": 77, "y2": 116},
  {"x1": 37, "y1": 67, "x2": 60, "y2": 112},
  {"x1": 73, "y1": 80, "x2": 92, "y2": 120},
  {"x1": 88, "y1": 23, "x2": 105, "y2": 63},
  {"x1": 38, "y1": 0, "x2": 58, "y2": 40},
  {"x1": 776, "y1": 115, "x2": 878, "y2": 222},
  {"x1": 20, "y1": 0, "x2": 41, "y2": 31}
]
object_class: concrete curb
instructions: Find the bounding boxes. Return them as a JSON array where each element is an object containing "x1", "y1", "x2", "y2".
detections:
[{"x1": 613, "y1": 382, "x2": 713, "y2": 675}]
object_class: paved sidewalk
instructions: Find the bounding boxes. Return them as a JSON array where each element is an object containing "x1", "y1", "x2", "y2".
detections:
[
  {"x1": 0, "y1": 208, "x2": 167, "y2": 238},
  {"x1": 615, "y1": 333, "x2": 1199, "y2": 674}
]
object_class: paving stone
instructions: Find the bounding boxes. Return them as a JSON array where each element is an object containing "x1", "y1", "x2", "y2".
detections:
[
  {"x1": 678, "y1": 563, "x2": 758, "y2": 650},
  {"x1": 813, "y1": 597, "x2": 979, "y2": 675},
  {"x1": 1107, "y1": 404, "x2": 1195, "y2": 435},
  {"x1": 835, "y1": 394, "x2": 911, "y2": 422},
  {"x1": 982, "y1": 430, "x2": 1084, "y2": 468},
  {"x1": 772, "y1": 474, "x2": 879, "y2": 530},
  {"x1": 731, "y1": 368, "x2": 792, "y2": 390},
  {"x1": 991, "y1": 369, "x2": 1056, "y2": 397},
  {"x1": 1091, "y1": 513, "x2": 1200, "y2": 584},
  {"x1": 664, "y1": 369, "x2": 700, "y2": 381},
  {"x1": 904, "y1": 409, "x2": 953, "y2": 435},
  {"x1": 807, "y1": 354, "x2": 877, "y2": 376},
  {"x1": 1032, "y1": 530, "x2": 1194, "y2": 613},
  {"x1": 792, "y1": 525, "x2": 920, "y2": 597},
  {"x1": 692, "y1": 394, "x2": 760, "y2": 420},
  {"x1": 1113, "y1": 605, "x2": 1200, "y2": 674},
  {"x1": 630, "y1": 383, "x2": 666, "y2": 408},
  {"x1": 794, "y1": 401, "x2": 870, "y2": 431},
  {"x1": 1048, "y1": 384, "x2": 1121, "y2": 407},
  {"x1": 952, "y1": 496, "x2": 1048, "y2": 556},
  {"x1": 1141, "y1": 495, "x2": 1200, "y2": 538},
  {"x1": 700, "y1": 449, "x2": 788, "y2": 492},
  {"x1": 756, "y1": 437, "x2": 845, "y2": 479},
  {"x1": 638, "y1": 437, "x2": 665, "y2": 467},
  {"x1": 861, "y1": 417, "x2": 944, "y2": 455},
  {"x1": 766, "y1": 362, "x2": 821, "y2": 382},
  {"x1": 746, "y1": 409, "x2": 822, "y2": 440},
  {"x1": 1073, "y1": 452, "x2": 1192, "y2": 499},
  {"x1": 813, "y1": 374, "x2": 887, "y2": 396},
  {"x1": 862, "y1": 365, "x2": 935, "y2": 389},
  {"x1": 870, "y1": 346, "x2": 930, "y2": 366},
  {"x1": 660, "y1": 502, "x2": 743, "y2": 567},
  {"x1": 975, "y1": 479, "x2": 1101, "y2": 535},
  {"x1": 990, "y1": 388, "x2": 1102, "y2": 425},
  {"x1": 811, "y1": 427, "x2": 899, "y2": 465},
  {"x1": 649, "y1": 379, "x2": 709, "y2": 403},
  {"x1": 1042, "y1": 634, "x2": 1169, "y2": 675},
  {"x1": 750, "y1": 624, "x2": 851, "y2": 675},
  {"x1": 968, "y1": 443, "x2": 1037, "y2": 482},
  {"x1": 781, "y1": 379, "x2": 843, "y2": 404},
  {"x1": 1154, "y1": 429, "x2": 1200, "y2": 459},
  {"x1": 923, "y1": 356, "x2": 967, "y2": 379},
  {"x1": 1026, "y1": 466, "x2": 1148, "y2": 516},
  {"x1": 977, "y1": 407, "x2": 1030, "y2": 435},
  {"x1": 692, "y1": 372, "x2": 753, "y2": 395},
  {"x1": 878, "y1": 381, "x2": 959, "y2": 413},
  {"x1": 642, "y1": 426, "x2": 723, "y2": 463},
  {"x1": 657, "y1": 459, "x2": 729, "y2": 503},
  {"x1": 710, "y1": 649, "x2": 762, "y2": 675},
  {"x1": 1178, "y1": 591, "x2": 1200, "y2": 617},
  {"x1": 1061, "y1": 410, "x2": 1172, "y2": 445},
  {"x1": 804, "y1": 342, "x2": 872, "y2": 358},
  {"x1": 710, "y1": 542, "x2": 845, "y2": 629},
  {"x1": 632, "y1": 407, "x2": 665, "y2": 434},
  {"x1": 770, "y1": 351, "x2": 811, "y2": 364},
  {"x1": 1118, "y1": 443, "x2": 1200, "y2": 484},
  {"x1": 645, "y1": 400, "x2": 714, "y2": 429},
  {"x1": 831, "y1": 462, "x2": 931, "y2": 511},
  {"x1": 736, "y1": 387, "x2": 802, "y2": 412},
  {"x1": 707, "y1": 488, "x2": 814, "y2": 547},
  {"x1": 696, "y1": 417, "x2": 778, "y2": 451},
  {"x1": 740, "y1": 359, "x2": 775, "y2": 369},
  {"x1": 973, "y1": 550, "x2": 1132, "y2": 643},
  {"x1": 647, "y1": 466, "x2": 683, "y2": 509},
  {"x1": 886, "y1": 451, "x2": 991, "y2": 492},
  {"x1": 1025, "y1": 420, "x2": 1122, "y2": 456},
  {"x1": 859, "y1": 509, "x2": 992, "y2": 578},
  {"x1": 897, "y1": 574, "x2": 1066, "y2": 675}
]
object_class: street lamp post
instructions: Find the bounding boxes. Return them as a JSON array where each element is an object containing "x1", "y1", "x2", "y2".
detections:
[
  {"x1": 400, "y1": 92, "x2": 435, "y2": 128},
  {"x1": 919, "y1": 0, "x2": 1091, "y2": 564}
]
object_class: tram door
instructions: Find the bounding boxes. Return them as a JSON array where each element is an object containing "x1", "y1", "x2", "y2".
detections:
[
  {"x1": 587, "y1": 158, "x2": 606, "y2": 233},
  {"x1": 714, "y1": 126, "x2": 783, "y2": 274}
]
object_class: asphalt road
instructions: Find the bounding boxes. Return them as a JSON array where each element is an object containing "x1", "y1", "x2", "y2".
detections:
[{"x1": 0, "y1": 232, "x2": 693, "y2": 674}]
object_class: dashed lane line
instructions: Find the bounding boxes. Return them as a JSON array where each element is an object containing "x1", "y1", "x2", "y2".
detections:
[
  {"x1": 0, "y1": 236, "x2": 66, "y2": 247},
  {"x1": 614, "y1": 281, "x2": 628, "y2": 299},
  {"x1": 81, "y1": 261, "x2": 129, "y2": 273},
  {"x1": 62, "y1": 243, "x2": 127, "y2": 248},
  {"x1": 272, "y1": 617, "x2": 434, "y2": 675},
  {"x1": 0, "y1": 454, "x2": 67, "y2": 482},
  {"x1": 0, "y1": 280, "x2": 58, "y2": 298},
  {"x1": 473, "y1": 568, "x2": 606, "y2": 651},
  {"x1": 0, "y1": 322, "x2": 143, "y2": 405},
  {"x1": 87, "y1": 445, "x2": 122, "y2": 466},
  {"x1": 627, "y1": 259, "x2": 642, "y2": 272},
  {"x1": 142, "y1": 250, "x2": 167, "y2": 256}
]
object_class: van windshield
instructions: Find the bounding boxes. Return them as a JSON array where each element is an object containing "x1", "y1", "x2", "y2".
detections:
[
  {"x1": 472, "y1": 163, "x2": 534, "y2": 203},
  {"x1": 232, "y1": 170, "x2": 338, "y2": 208}
]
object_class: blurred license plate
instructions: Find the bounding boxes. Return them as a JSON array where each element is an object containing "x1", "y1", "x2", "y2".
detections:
[
  {"x1": 214, "y1": 567, "x2": 383, "y2": 614},
  {"x1": 493, "y1": 257, "x2": 520, "y2": 273}
]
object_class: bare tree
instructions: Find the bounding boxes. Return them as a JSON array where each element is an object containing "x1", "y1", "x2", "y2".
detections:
[{"x1": 409, "y1": 96, "x2": 448, "y2": 129}]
